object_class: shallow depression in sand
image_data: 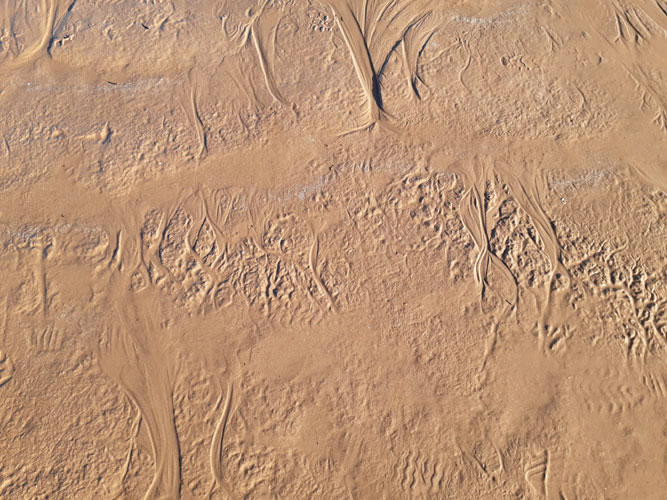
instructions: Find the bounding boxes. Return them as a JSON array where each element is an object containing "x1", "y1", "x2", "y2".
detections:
[{"x1": 1, "y1": 0, "x2": 667, "y2": 498}]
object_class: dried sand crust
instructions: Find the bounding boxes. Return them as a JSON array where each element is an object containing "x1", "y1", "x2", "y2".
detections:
[{"x1": 1, "y1": 0, "x2": 667, "y2": 498}]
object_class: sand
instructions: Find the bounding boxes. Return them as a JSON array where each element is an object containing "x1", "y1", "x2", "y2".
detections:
[{"x1": 1, "y1": 0, "x2": 667, "y2": 498}]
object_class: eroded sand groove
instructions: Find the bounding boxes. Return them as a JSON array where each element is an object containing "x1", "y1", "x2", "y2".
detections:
[
  {"x1": 1, "y1": 157, "x2": 666, "y2": 496},
  {"x1": 1, "y1": 0, "x2": 667, "y2": 498}
]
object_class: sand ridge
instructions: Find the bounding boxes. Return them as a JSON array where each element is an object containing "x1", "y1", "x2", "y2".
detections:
[{"x1": 1, "y1": 0, "x2": 667, "y2": 498}]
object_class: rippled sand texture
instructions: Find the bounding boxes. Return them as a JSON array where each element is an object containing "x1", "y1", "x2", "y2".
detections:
[{"x1": 1, "y1": 0, "x2": 667, "y2": 498}]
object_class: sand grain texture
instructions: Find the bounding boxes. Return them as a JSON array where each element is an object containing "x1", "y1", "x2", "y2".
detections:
[{"x1": 1, "y1": 0, "x2": 667, "y2": 498}]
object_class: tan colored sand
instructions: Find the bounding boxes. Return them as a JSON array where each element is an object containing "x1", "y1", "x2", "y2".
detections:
[{"x1": 1, "y1": 0, "x2": 667, "y2": 498}]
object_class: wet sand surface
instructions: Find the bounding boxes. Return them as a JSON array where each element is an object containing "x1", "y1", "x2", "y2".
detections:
[{"x1": 1, "y1": 1, "x2": 667, "y2": 498}]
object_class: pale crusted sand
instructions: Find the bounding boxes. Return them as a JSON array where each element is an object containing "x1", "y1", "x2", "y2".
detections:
[{"x1": 1, "y1": 1, "x2": 667, "y2": 499}]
